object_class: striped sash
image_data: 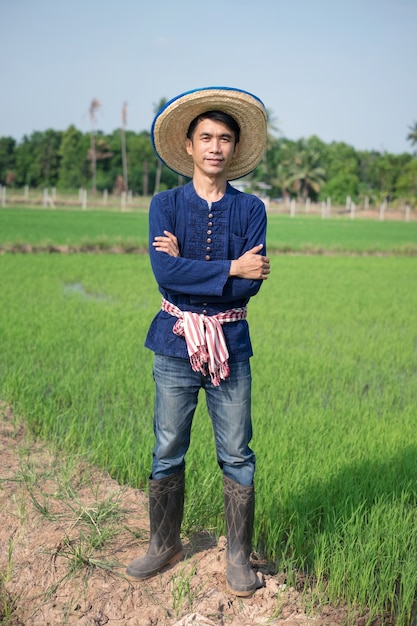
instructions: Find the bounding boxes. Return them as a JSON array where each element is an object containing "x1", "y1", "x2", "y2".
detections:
[{"x1": 161, "y1": 298, "x2": 247, "y2": 386}]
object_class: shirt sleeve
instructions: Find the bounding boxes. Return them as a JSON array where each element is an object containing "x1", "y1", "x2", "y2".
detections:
[
  {"x1": 148, "y1": 193, "x2": 231, "y2": 297},
  {"x1": 221, "y1": 199, "x2": 267, "y2": 302}
]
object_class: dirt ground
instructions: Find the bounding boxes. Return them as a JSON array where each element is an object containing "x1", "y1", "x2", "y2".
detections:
[{"x1": 0, "y1": 404, "x2": 375, "y2": 626}]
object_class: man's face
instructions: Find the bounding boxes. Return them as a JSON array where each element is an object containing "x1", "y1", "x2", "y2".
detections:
[{"x1": 185, "y1": 118, "x2": 239, "y2": 178}]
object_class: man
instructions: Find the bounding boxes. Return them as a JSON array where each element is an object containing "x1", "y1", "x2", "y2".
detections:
[{"x1": 126, "y1": 87, "x2": 270, "y2": 597}]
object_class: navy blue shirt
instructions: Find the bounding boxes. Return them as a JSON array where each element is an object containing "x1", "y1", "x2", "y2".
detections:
[{"x1": 145, "y1": 181, "x2": 267, "y2": 361}]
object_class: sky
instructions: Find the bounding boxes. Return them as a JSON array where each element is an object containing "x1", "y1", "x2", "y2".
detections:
[{"x1": 1, "y1": 0, "x2": 416, "y2": 154}]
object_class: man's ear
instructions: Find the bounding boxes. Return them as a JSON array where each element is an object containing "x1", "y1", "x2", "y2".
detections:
[{"x1": 185, "y1": 138, "x2": 193, "y2": 156}]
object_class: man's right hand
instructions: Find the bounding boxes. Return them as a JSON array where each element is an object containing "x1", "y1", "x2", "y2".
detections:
[
  {"x1": 152, "y1": 230, "x2": 180, "y2": 257},
  {"x1": 229, "y1": 244, "x2": 270, "y2": 280}
]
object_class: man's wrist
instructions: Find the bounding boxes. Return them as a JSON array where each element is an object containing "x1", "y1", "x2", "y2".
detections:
[{"x1": 229, "y1": 260, "x2": 238, "y2": 277}]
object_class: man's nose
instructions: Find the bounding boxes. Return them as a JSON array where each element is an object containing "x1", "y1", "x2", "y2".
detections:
[{"x1": 209, "y1": 139, "x2": 221, "y2": 152}]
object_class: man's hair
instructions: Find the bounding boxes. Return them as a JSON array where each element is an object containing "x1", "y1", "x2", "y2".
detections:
[{"x1": 186, "y1": 110, "x2": 240, "y2": 144}]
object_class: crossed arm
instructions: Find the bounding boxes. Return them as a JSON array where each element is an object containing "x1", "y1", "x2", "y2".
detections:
[{"x1": 152, "y1": 230, "x2": 271, "y2": 281}]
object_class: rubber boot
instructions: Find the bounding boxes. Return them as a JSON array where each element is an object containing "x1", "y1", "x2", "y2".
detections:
[
  {"x1": 223, "y1": 475, "x2": 258, "y2": 596},
  {"x1": 126, "y1": 470, "x2": 184, "y2": 580}
]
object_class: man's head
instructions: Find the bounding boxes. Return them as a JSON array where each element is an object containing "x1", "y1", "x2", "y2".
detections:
[
  {"x1": 186, "y1": 110, "x2": 240, "y2": 146},
  {"x1": 151, "y1": 87, "x2": 267, "y2": 181},
  {"x1": 185, "y1": 113, "x2": 240, "y2": 179}
]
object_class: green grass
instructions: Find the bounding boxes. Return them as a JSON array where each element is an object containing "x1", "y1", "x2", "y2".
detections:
[
  {"x1": 1, "y1": 252, "x2": 416, "y2": 623},
  {"x1": 0, "y1": 254, "x2": 156, "y2": 483},
  {"x1": 1, "y1": 206, "x2": 417, "y2": 254},
  {"x1": 266, "y1": 213, "x2": 417, "y2": 254},
  {"x1": 1, "y1": 206, "x2": 417, "y2": 623},
  {"x1": 0, "y1": 207, "x2": 149, "y2": 248},
  {"x1": 249, "y1": 256, "x2": 417, "y2": 623}
]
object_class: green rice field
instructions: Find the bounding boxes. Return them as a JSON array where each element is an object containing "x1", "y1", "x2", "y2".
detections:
[
  {"x1": 1, "y1": 206, "x2": 417, "y2": 623},
  {"x1": 1, "y1": 206, "x2": 417, "y2": 253}
]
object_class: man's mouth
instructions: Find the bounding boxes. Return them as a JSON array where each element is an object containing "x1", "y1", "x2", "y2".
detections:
[{"x1": 206, "y1": 158, "x2": 223, "y2": 165}]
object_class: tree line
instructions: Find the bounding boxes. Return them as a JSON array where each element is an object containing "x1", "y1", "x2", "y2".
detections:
[{"x1": 1, "y1": 119, "x2": 417, "y2": 207}]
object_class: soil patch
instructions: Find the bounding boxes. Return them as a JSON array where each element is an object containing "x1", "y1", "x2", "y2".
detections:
[{"x1": 0, "y1": 405, "x2": 374, "y2": 625}]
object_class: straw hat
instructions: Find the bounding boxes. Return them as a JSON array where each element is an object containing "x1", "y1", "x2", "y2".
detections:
[{"x1": 151, "y1": 86, "x2": 267, "y2": 180}]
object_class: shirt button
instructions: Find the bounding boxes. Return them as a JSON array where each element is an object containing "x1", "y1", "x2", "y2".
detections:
[
  {"x1": 207, "y1": 238, "x2": 212, "y2": 244},
  {"x1": 206, "y1": 246, "x2": 211, "y2": 252},
  {"x1": 207, "y1": 221, "x2": 213, "y2": 227},
  {"x1": 207, "y1": 229, "x2": 212, "y2": 235},
  {"x1": 208, "y1": 213, "x2": 213, "y2": 218},
  {"x1": 205, "y1": 255, "x2": 211, "y2": 261},
  {"x1": 202, "y1": 309, "x2": 207, "y2": 315}
]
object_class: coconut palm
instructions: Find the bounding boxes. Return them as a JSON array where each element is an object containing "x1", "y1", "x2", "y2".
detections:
[
  {"x1": 288, "y1": 141, "x2": 326, "y2": 201},
  {"x1": 247, "y1": 108, "x2": 280, "y2": 185},
  {"x1": 121, "y1": 102, "x2": 128, "y2": 192},
  {"x1": 266, "y1": 108, "x2": 280, "y2": 138},
  {"x1": 153, "y1": 98, "x2": 167, "y2": 194},
  {"x1": 88, "y1": 98, "x2": 101, "y2": 193},
  {"x1": 407, "y1": 121, "x2": 417, "y2": 155},
  {"x1": 272, "y1": 163, "x2": 292, "y2": 202}
]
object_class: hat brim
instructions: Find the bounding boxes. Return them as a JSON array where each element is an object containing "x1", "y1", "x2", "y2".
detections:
[{"x1": 151, "y1": 87, "x2": 267, "y2": 181}]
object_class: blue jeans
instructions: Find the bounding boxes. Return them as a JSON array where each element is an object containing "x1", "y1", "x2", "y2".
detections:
[{"x1": 151, "y1": 354, "x2": 255, "y2": 486}]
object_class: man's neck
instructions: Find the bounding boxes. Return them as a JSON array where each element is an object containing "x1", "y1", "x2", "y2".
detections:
[{"x1": 192, "y1": 172, "x2": 228, "y2": 203}]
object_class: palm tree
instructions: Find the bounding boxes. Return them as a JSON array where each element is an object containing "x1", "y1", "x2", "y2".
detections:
[
  {"x1": 266, "y1": 108, "x2": 280, "y2": 138},
  {"x1": 255, "y1": 108, "x2": 280, "y2": 182},
  {"x1": 121, "y1": 102, "x2": 128, "y2": 192},
  {"x1": 153, "y1": 97, "x2": 167, "y2": 194},
  {"x1": 288, "y1": 141, "x2": 326, "y2": 201},
  {"x1": 407, "y1": 121, "x2": 417, "y2": 155},
  {"x1": 272, "y1": 163, "x2": 292, "y2": 202},
  {"x1": 88, "y1": 98, "x2": 101, "y2": 193}
]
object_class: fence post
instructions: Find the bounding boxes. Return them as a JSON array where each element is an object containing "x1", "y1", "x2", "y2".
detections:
[
  {"x1": 326, "y1": 197, "x2": 331, "y2": 218},
  {"x1": 405, "y1": 204, "x2": 410, "y2": 222},
  {"x1": 350, "y1": 202, "x2": 356, "y2": 219},
  {"x1": 379, "y1": 200, "x2": 386, "y2": 221},
  {"x1": 82, "y1": 189, "x2": 87, "y2": 210},
  {"x1": 24, "y1": 185, "x2": 29, "y2": 201},
  {"x1": 103, "y1": 189, "x2": 108, "y2": 206},
  {"x1": 346, "y1": 196, "x2": 351, "y2": 212},
  {"x1": 290, "y1": 198, "x2": 296, "y2": 218}
]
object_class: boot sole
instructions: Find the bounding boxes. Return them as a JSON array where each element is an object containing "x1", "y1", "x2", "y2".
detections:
[
  {"x1": 226, "y1": 582, "x2": 256, "y2": 597},
  {"x1": 125, "y1": 550, "x2": 183, "y2": 581}
]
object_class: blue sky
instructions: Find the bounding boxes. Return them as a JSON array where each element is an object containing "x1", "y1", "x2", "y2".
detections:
[{"x1": 2, "y1": 0, "x2": 416, "y2": 154}]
